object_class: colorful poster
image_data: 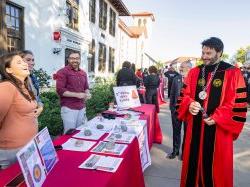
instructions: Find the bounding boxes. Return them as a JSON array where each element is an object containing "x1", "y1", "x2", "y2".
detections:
[
  {"x1": 34, "y1": 127, "x2": 58, "y2": 173},
  {"x1": 16, "y1": 140, "x2": 46, "y2": 187},
  {"x1": 16, "y1": 127, "x2": 58, "y2": 187},
  {"x1": 113, "y1": 86, "x2": 141, "y2": 109}
]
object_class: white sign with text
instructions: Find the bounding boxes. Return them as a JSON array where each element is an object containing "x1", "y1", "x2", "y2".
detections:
[{"x1": 113, "y1": 86, "x2": 141, "y2": 109}]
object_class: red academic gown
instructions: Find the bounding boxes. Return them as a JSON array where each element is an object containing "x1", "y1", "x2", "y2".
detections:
[{"x1": 176, "y1": 61, "x2": 247, "y2": 187}]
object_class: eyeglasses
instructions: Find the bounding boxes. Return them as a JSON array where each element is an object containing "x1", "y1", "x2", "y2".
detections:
[{"x1": 68, "y1": 57, "x2": 80, "y2": 61}]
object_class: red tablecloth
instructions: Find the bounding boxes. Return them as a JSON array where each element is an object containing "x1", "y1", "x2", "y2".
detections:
[
  {"x1": 0, "y1": 104, "x2": 162, "y2": 187},
  {"x1": 138, "y1": 87, "x2": 166, "y2": 113},
  {"x1": 0, "y1": 134, "x2": 144, "y2": 187},
  {"x1": 134, "y1": 104, "x2": 163, "y2": 148}
]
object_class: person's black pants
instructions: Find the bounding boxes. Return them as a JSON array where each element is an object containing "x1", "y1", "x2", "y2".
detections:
[
  {"x1": 146, "y1": 89, "x2": 158, "y2": 105},
  {"x1": 167, "y1": 82, "x2": 172, "y2": 98},
  {"x1": 170, "y1": 110, "x2": 187, "y2": 153}
]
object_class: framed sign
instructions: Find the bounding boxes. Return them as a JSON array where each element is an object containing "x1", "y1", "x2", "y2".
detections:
[
  {"x1": 113, "y1": 86, "x2": 141, "y2": 109},
  {"x1": 16, "y1": 128, "x2": 58, "y2": 187}
]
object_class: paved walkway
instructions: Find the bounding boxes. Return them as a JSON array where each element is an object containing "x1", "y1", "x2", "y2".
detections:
[{"x1": 144, "y1": 102, "x2": 250, "y2": 187}]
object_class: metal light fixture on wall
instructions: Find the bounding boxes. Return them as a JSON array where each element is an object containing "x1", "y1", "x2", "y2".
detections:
[{"x1": 53, "y1": 48, "x2": 62, "y2": 55}]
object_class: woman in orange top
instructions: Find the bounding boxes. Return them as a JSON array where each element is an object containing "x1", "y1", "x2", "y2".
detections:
[{"x1": 0, "y1": 52, "x2": 38, "y2": 169}]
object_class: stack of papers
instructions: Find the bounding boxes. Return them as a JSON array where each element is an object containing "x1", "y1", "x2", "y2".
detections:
[
  {"x1": 91, "y1": 141, "x2": 127, "y2": 156},
  {"x1": 104, "y1": 133, "x2": 135, "y2": 144},
  {"x1": 79, "y1": 154, "x2": 123, "y2": 173},
  {"x1": 62, "y1": 138, "x2": 96, "y2": 152}
]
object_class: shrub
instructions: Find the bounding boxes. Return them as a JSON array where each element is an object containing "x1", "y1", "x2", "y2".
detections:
[
  {"x1": 38, "y1": 91, "x2": 63, "y2": 136},
  {"x1": 37, "y1": 76, "x2": 115, "y2": 135},
  {"x1": 86, "y1": 77, "x2": 115, "y2": 119},
  {"x1": 33, "y1": 68, "x2": 51, "y2": 88}
]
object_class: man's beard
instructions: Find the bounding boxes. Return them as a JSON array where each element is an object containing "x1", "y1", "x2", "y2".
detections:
[{"x1": 202, "y1": 55, "x2": 219, "y2": 66}]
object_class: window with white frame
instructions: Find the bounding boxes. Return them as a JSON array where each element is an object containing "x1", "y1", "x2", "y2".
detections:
[
  {"x1": 98, "y1": 42, "x2": 106, "y2": 72},
  {"x1": 89, "y1": 0, "x2": 96, "y2": 23},
  {"x1": 99, "y1": 0, "x2": 107, "y2": 30},
  {"x1": 109, "y1": 8, "x2": 116, "y2": 36},
  {"x1": 108, "y1": 47, "x2": 115, "y2": 73}
]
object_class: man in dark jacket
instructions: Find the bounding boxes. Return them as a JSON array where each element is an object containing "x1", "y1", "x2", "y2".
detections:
[
  {"x1": 168, "y1": 61, "x2": 192, "y2": 159},
  {"x1": 164, "y1": 66, "x2": 178, "y2": 98},
  {"x1": 144, "y1": 66, "x2": 160, "y2": 107},
  {"x1": 116, "y1": 61, "x2": 137, "y2": 86}
]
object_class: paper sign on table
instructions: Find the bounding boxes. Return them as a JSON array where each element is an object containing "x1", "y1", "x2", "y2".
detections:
[
  {"x1": 16, "y1": 127, "x2": 58, "y2": 187},
  {"x1": 79, "y1": 154, "x2": 123, "y2": 173},
  {"x1": 76, "y1": 117, "x2": 114, "y2": 132},
  {"x1": 62, "y1": 138, "x2": 96, "y2": 152},
  {"x1": 113, "y1": 86, "x2": 141, "y2": 109},
  {"x1": 104, "y1": 133, "x2": 135, "y2": 144},
  {"x1": 34, "y1": 128, "x2": 58, "y2": 174},
  {"x1": 73, "y1": 128, "x2": 106, "y2": 140},
  {"x1": 16, "y1": 140, "x2": 46, "y2": 187},
  {"x1": 91, "y1": 141, "x2": 127, "y2": 156}
]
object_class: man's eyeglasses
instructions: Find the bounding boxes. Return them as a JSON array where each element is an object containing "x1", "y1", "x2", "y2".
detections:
[{"x1": 68, "y1": 57, "x2": 80, "y2": 61}]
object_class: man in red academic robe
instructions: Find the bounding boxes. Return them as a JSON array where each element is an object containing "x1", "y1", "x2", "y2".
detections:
[{"x1": 176, "y1": 37, "x2": 247, "y2": 187}]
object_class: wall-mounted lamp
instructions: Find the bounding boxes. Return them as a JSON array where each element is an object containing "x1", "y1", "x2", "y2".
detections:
[{"x1": 53, "y1": 48, "x2": 62, "y2": 55}]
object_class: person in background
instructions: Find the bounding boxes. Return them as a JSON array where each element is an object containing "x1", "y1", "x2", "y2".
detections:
[
  {"x1": 168, "y1": 61, "x2": 192, "y2": 159},
  {"x1": 142, "y1": 68, "x2": 149, "y2": 80},
  {"x1": 131, "y1": 63, "x2": 136, "y2": 73},
  {"x1": 164, "y1": 65, "x2": 178, "y2": 98},
  {"x1": 56, "y1": 51, "x2": 90, "y2": 134},
  {"x1": 0, "y1": 52, "x2": 38, "y2": 169},
  {"x1": 144, "y1": 66, "x2": 160, "y2": 110},
  {"x1": 116, "y1": 61, "x2": 137, "y2": 86},
  {"x1": 136, "y1": 68, "x2": 143, "y2": 79},
  {"x1": 21, "y1": 50, "x2": 43, "y2": 117}
]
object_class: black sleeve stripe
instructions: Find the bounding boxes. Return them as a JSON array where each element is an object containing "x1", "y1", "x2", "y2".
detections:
[
  {"x1": 235, "y1": 98, "x2": 247, "y2": 103},
  {"x1": 182, "y1": 84, "x2": 187, "y2": 89},
  {"x1": 180, "y1": 92, "x2": 184, "y2": 97},
  {"x1": 232, "y1": 107, "x2": 247, "y2": 112},
  {"x1": 177, "y1": 99, "x2": 182, "y2": 104},
  {"x1": 236, "y1": 87, "x2": 247, "y2": 93},
  {"x1": 232, "y1": 116, "x2": 246, "y2": 122},
  {"x1": 176, "y1": 105, "x2": 179, "y2": 110}
]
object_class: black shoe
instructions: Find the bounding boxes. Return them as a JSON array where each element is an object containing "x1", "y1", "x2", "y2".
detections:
[{"x1": 167, "y1": 151, "x2": 179, "y2": 159}]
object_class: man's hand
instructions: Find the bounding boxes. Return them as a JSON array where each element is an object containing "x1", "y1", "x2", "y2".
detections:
[
  {"x1": 34, "y1": 106, "x2": 43, "y2": 118},
  {"x1": 189, "y1": 101, "x2": 201, "y2": 115},
  {"x1": 76, "y1": 93, "x2": 87, "y2": 100},
  {"x1": 203, "y1": 117, "x2": 215, "y2": 126}
]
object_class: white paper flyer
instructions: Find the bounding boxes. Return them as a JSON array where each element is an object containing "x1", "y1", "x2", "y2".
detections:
[{"x1": 79, "y1": 154, "x2": 123, "y2": 173}]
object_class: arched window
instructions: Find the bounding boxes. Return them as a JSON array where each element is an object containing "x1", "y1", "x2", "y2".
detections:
[{"x1": 143, "y1": 19, "x2": 147, "y2": 26}]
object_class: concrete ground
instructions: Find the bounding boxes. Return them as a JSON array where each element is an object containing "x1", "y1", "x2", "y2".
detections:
[{"x1": 144, "y1": 101, "x2": 250, "y2": 187}]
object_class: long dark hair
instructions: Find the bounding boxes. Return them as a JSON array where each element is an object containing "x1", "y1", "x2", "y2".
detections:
[{"x1": 0, "y1": 52, "x2": 35, "y2": 101}]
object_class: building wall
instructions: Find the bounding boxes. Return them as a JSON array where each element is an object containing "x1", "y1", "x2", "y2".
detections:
[
  {"x1": 117, "y1": 27, "x2": 136, "y2": 70},
  {"x1": 4, "y1": 1, "x2": 156, "y2": 81},
  {"x1": 9, "y1": 0, "x2": 91, "y2": 83},
  {"x1": 89, "y1": 0, "x2": 119, "y2": 77}
]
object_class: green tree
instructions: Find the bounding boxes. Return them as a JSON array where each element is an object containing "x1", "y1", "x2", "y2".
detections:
[
  {"x1": 195, "y1": 58, "x2": 203, "y2": 66},
  {"x1": 234, "y1": 46, "x2": 250, "y2": 64},
  {"x1": 33, "y1": 68, "x2": 51, "y2": 88},
  {"x1": 155, "y1": 60, "x2": 165, "y2": 70},
  {"x1": 221, "y1": 53, "x2": 229, "y2": 61}
]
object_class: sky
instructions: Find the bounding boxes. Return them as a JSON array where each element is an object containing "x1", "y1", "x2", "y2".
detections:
[{"x1": 122, "y1": 0, "x2": 250, "y2": 61}]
